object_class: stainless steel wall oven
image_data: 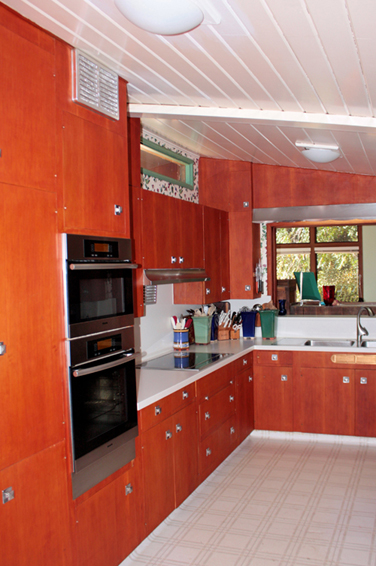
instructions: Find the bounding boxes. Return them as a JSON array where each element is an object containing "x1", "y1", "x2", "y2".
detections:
[{"x1": 63, "y1": 234, "x2": 138, "y2": 499}]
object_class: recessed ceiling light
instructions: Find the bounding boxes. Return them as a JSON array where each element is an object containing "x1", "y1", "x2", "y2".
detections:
[
  {"x1": 295, "y1": 141, "x2": 341, "y2": 164},
  {"x1": 114, "y1": 0, "x2": 204, "y2": 35}
]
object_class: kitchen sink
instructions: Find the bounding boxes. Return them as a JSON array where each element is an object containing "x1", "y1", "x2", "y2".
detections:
[
  {"x1": 360, "y1": 340, "x2": 376, "y2": 348},
  {"x1": 304, "y1": 339, "x2": 355, "y2": 348}
]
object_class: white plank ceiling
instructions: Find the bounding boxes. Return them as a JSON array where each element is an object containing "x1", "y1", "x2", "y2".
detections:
[{"x1": 6, "y1": 0, "x2": 376, "y2": 175}]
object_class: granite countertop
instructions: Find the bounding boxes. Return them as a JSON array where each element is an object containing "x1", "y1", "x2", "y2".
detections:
[{"x1": 136, "y1": 337, "x2": 376, "y2": 410}]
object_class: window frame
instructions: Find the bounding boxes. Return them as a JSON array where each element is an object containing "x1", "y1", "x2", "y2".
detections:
[
  {"x1": 269, "y1": 222, "x2": 363, "y2": 304},
  {"x1": 140, "y1": 138, "x2": 195, "y2": 190}
]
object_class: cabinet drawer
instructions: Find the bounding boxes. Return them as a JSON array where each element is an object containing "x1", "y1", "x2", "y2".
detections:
[
  {"x1": 255, "y1": 350, "x2": 293, "y2": 366},
  {"x1": 169, "y1": 383, "x2": 196, "y2": 413},
  {"x1": 138, "y1": 396, "x2": 173, "y2": 432},
  {"x1": 198, "y1": 416, "x2": 237, "y2": 476},
  {"x1": 196, "y1": 362, "x2": 234, "y2": 401},
  {"x1": 198, "y1": 383, "x2": 235, "y2": 439},
  {"x1": 235, "y1": 352, "x2": 253, "y2": 373}
]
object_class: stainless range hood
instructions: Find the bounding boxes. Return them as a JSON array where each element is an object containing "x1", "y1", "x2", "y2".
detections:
[
  {"x1": 253, "y1": 203, "x2": 376, "y2": 223},
  {"x1": 144, "y1": 268, "x2": 209, "y2": 286}
]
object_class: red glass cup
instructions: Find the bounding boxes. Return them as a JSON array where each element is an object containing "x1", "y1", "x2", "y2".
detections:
[{"x1": 323, "y1": 285, "x2": 335, "y2": 306}]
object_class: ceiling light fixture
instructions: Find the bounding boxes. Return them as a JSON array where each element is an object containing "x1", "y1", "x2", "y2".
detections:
[
  {"x1": 114, "y1": 0, "x2": 204, "y2": 35},
  {"x1": 295, "y1": 141, "x2": 341, "y2": 164}
]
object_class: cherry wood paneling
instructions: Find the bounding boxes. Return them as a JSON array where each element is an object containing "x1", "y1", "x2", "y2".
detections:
[
  {"x1": 253, "y1": 163, "x2": 376, "y2": 209},
  {"x1": 0, "y1": 442, "x2": 72, "y2": 566},
  {"x1": 62, "y1": 112, "x2": 129, "y2": 236},
  {"x1": 355, "y1": 370, "x2": 376, "y2": 437},
  {"x1": 0, "y1": 184, "x2": 65, "y2": 470},
  {"x1": 0, "y1": 6, "x2": 56, "y2": 192},
  {"x1": 254, "y1": 366, "x2": 293, "y2": 431}
]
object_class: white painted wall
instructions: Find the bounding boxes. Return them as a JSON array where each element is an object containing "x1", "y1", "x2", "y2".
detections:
[{"x1": 363, "y1": 225, "x2": 376, "y2": 301}]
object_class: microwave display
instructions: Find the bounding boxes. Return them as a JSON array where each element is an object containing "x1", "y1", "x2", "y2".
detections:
[{"x1": 84, "y1": 238, "x2": 119, "y2": 258}]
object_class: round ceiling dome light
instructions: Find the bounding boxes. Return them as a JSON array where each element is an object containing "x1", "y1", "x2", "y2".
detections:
[
  {"x1": 295, "y1": 141, "x2": 341, "y2": 164},
  {"x1": 114, "y1": 0, "x2": 204, "y2": 35}
]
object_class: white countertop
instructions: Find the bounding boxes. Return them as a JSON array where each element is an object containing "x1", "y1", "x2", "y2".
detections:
[{"x1": 136, "y1": 337, "x2": 376, "y2": 410}]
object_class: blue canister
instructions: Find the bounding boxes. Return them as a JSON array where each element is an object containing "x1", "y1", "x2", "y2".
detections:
[
  {"x1": 211, "y1": 312, "x2": 219, "y2": 341},
  {"x1": 173, "y1": 329, "x2": 189, "y2": 350},
  {"x1": 241, "y1": 311, "x2": 257, "y2": 338}
]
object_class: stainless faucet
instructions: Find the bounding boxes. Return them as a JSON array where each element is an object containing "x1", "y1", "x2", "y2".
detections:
[{"x1": 356, "y1": 306, "x2": 374, "y2": 347}]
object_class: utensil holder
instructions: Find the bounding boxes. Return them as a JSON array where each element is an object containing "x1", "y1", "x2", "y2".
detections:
[
  {"x1": 230, "y1": 327, "x2": 240, "y2": 340},
  {"x1": 173, "y1": 329, "x2": 189, "y2": 350},
  {"x1": 192, "y1": 316, "x2": 213, "y2": 345},
  {"x1": 218, "y1": 326, "x2": 230, "y2": 341},
  {"x1": 259, "y1": 310, "x2": 278, "y2": 339}
]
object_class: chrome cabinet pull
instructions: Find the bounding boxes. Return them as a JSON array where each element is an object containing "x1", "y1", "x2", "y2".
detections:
[
  {"x1": 171, "y1": 256, "x2": 177, "y2": 264},
  {"x1": 182, "y1": 390, "x2": 189, "y2": 400},
  {"x1": 230, "y1": 427, "x2": 235, "y2": 435},
  {"x1": 0, "y1": 342, "x2": 6, "y2": 356},
  {"x1": 343, "y1": 376, "x2": 350, "y2": 384},
  {"x1": 272, "y1": 354, "x2": 278, "y2": 361},
  {"x1": 206, "y1": 448, "x2": 211, "y2": 457},
  {"x1": 176, "y1": 424, "x2": 182, "y2": 433},
  {"x1": 248, "y1": 376, "x2": 253, "y2": 382},
  {"x1": 179, "y1": 256, "x2": 184, "y2": 264},
  {"x1": 155, "y1": 405, "x2": 162, "y2": 416},
  {"x1": 125, "y1": 483, "x2": 133, "y2": 496},
  {"x1": 205, "y1": 396, "x2": 209, "y2": 401},
  {"x1": 206, "y1": 288, "x2": 211, "y2": 295},
  {"x1": 360, "y1": 377, "x2": 368, "y2": 384},
  {"x1": 281, "y1": 375, "x2": 287, "y2": 381},
  {"x1": 243, "y1": 359, "x2": 248, "y2": 365},
  {"x1": 114, "y1": 204, "x2": 123, "y2": 215},
  {"x1": 205, "y1": 412, "x2": 211, "y2": 420},
  {"x1": 165, "y1": 430, "x2": 173, "y2": 440},
  {"x1": 229, "y1": 395, "x2": 235, "y2": 402},
  {"x1": 221, "y1": 287, "x2": 226, "y2": 292}
]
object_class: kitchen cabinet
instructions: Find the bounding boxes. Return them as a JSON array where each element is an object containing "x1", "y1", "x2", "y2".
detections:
[
  {"x1": 197, "y1": 362, "x2": 237, "y2": 481},
  {"x1": 142, "y1": 190, "x2": 204, "y2": 269},
  {"x1": 355, "y1": 370, "x2": 376, "y2": 437},
  {"x1": 74, "y1": 461, "x2": 143, "y2": 566},
  {"x1": 0, "y1": 183, "x2": 65, "y2": 471},
  {"x1": 139, "y1": 384, "x2": 198, "y2": 535},
  {"x1": 293, "y1": 367, "x2": 325, "y2": 434},
  {"x1": 173, "y1": 206, "x2": 230, "y2": 304},
  {"x1": 199, "y1": 157, "x2": 252, "y2": 212},
  {"x1": 61, "y1": 111, "x2": 129, "y2": 236},
  {"x1": 254, "y1": 351, "x2": 293, "y2": 431},
  {"x1": 324, "y1": 369, "x2": 355, "y2": 435},
  {"x1": 0, "y1": 9, "x2": 56, "y2": 192},
  {"x1": 0, "y1": 442, "x2": 72, "y2": 566},
  {"x1": 235, "y1": 353, "x2": 254, "y2": 443},
  {"x1": 229, "y1": 211, "x2": 260, "y2": 299}
]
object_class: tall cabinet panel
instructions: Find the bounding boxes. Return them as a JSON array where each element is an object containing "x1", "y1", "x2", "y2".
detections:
[{"x1": 0, "y1": 184, "x2": 65, "y2": 470}]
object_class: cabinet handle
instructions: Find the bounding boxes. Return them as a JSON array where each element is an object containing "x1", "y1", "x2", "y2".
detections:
[
  {"x1": 281, "y1": 375, "x2": 288, "y2": 381},
  {"x1": 165, "y1": 430, "x2": 173, "y2": 440},
  {"x1": 360, "y1": 377, "x2": 368, "y2": 385},
  {"x1": 243, "y1": 359, "x2": 248, "y2": 366},
  {"x1": 206, "y1": 288, "x2": 211, "y2": 295},
  {"x1": 176, "y1": 424, "x2": 182, "y2": 433},
  {"x1": 125, "y1": 483, "x2": 133, "y2": 496},
  {"x1": 230, "y1": 427, "x2": 235, "y2": 435},
  {"x1": 248, "y1": 376, "x2": 253, "y2": 382},
  {"x1": 171, "y1": 256, "x2": 177, "y2": 264},
  {"x1": 179, "y1": 256, "x2": 184, "y2": 264},
  {"x1": 182, "y1": 390, "x2": 189, "y2": 400},
  {"x1": 114, "y1": 204, "x2": 123, "y2": 215},
  {"x1": 230, "y1": 380, "x2": 233, "y2": 384},
  {"x1": 204, "y1": 396, "x2": 209, "y2": 401},
  {"x1": 205, "y1": 412, "x2": 211, "y2": 420},
  {"x1": 272, "y1": 354, "x2": 278, "y2": 361},
  {"x1": 155, "y1": 405, "x2": 162, "y2": 416},
  {"x1": 221, "y1": 287, "x2": 226, "y2": 293},
  {"x1": 229, "y1": 395, "x2": 235, "y2": 402},
  {"x1": 343, "y1": 376, "x2": 350, "y2": 384},
  {"x1": 206, "y1": 448, "x2": 212, "y2": 457},
  {"x1": 0, "y1": 342, "x2": 6, "y2": 356}
]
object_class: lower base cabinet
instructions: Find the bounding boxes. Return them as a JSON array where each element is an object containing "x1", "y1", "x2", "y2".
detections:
[
  {"x1": 198, "y1": 416, "x2": 237, "y2": 481},
  {"x1": 254, "y1": 365, "x2": 293, "y2": 431},
  {"x1": 355, "y1": 369, "x2": 376, "y2": 437},
  {"x1": 235, "y1": 363, "x2": 254, "y2": 443}
]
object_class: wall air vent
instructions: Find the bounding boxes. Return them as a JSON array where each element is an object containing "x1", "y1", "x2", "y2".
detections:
[{"x1": 73, "y1": 50, "x2": 119, "y2": 120}]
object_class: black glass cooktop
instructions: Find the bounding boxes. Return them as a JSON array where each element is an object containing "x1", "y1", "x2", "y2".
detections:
[{"x1": 138, "y1": 352, "x2": 233, "y2": 371}]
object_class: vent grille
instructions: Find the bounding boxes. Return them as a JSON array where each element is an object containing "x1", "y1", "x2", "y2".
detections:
[
  {"x1": 74, "y1": 50, "x2": 119, "y2": 120},
  {"x1": 144, "y1": 285, "x2": 157, "y2": 305}
]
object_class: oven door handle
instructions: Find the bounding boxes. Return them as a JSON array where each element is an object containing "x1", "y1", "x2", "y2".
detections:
[
  {"x1": 69, "y1": 263, "x2": 138, "y2": 270},
  {"x1": 72, "y1": 352, "x2": 136, "y2": 377}
]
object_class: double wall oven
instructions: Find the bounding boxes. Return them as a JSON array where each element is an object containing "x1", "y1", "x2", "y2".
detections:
[{"x1": 63, "y1": 234, "x2": 138, "y2": 499}]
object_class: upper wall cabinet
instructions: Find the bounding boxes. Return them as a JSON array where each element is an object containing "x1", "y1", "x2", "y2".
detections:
[
  {"x1": 199, "y1": 158, "x2": 252, "y2": 212},
  {"x1": 0, "y1": 8, "x2": 56, "y2": 192},
  {"x1": 55, "y1": 42, "x2": 130, "y2": 237},
  {"x1": 142, "y1": 190, "x2": 204, "y2": 270}
]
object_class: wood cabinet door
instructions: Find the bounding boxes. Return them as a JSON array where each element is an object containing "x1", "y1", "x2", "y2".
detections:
[
  {"x1": 293, "y1": 367, "x2": 325, "y2": 434},
  {"x1": 203, "y1": 206, "x2": 222, "y2": 302},
  {"x1": 355, "y1": 370, "x2": 376, "y2": 437},
  {"x1": 229, "y1": 211, "x2": 257, "y2": 299},
  {"x1": 254, "y1": 366, "x2": 293, "y2": 431},
  {"x1": 324, "y1": 369, "x2": 355, "y2": 436},
  {"x1": 116, "y1": 463, "x2": 145, "y2": 563},
  {"x1": 0, "y1": 17, "x2": 56, "y2": 192},
  {"x1": 220, "y1": 211, "x2": 230, "y2": 299},
  {"x1": 142, "y1": 190, "x2": 174, "y2": 268},
  {"x1": 173, "y1": 403, "x2": 198, "y2": 507},
  {"x1": 178, "y1": 200, "x2": 204, "y2": 268},
  {"x1": 141, "y1": 416, "x2": 175, "y2": 535},
  {"x1": 62, "y1": 112, "x2": 129, "y2": 236},
  {"x1": 236, "y1": 369, "x2": 254, "y2": 444},
  {"x1": 199, "y1": 383, "x2": 235, "y2": 439},
  {"x1": 0, "y1": 184, "x2": 65, "y2": 470},
  {"x1": 0, "y1": 442, "x2": 72, "y2": 566}
]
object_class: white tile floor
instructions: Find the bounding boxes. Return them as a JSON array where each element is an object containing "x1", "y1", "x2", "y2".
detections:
[{"x1": 121, "y1": 432, "x2": 376, "y2": 566}]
